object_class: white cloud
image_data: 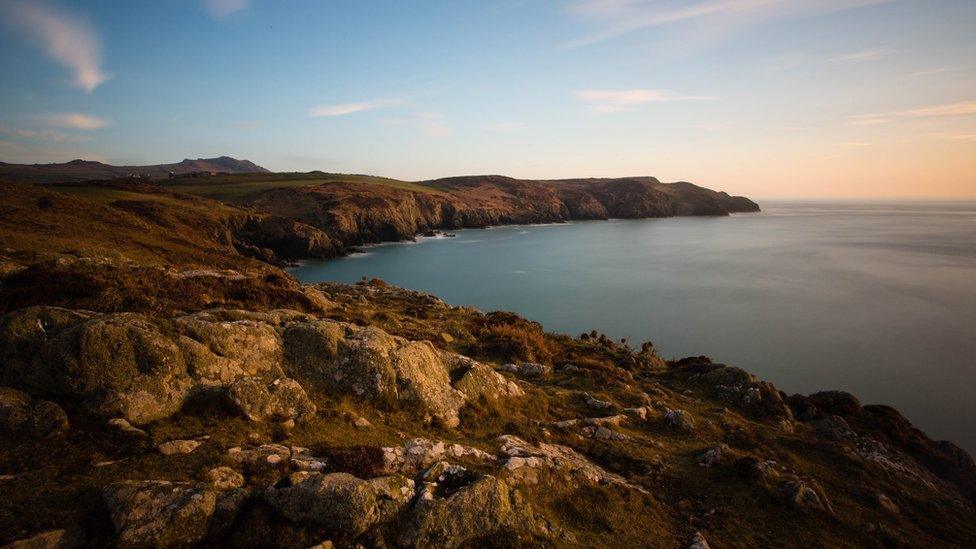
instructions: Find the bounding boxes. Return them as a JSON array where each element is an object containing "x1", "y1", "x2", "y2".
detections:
[
  {"x1": 2, "y1": 1, "x2": 108, "y2": 92},
  {"x1": 695, "y1": 122, "x2": 729, "y2": 131},
  {"x1": 309, "y1": 99, "x2": 402, "y2": 117},
  {"x1": 39, "y1": 113, "x2": 110, "y2": 129},
  {"x1": 849, "y1": 100, "x2": 976, "y2": 126},
  {"x1": 565, "y1": 0, "x2": 893, "y2": 48},
  {"x1": 203, "y1": 0, "x2": 250, "y2": 19},
  {"x1": 574, "y1": 89, "x2": 710, "y2": 112},
  {"x1": 827, "y1": 47, "x2": 894, "y2": 64}
]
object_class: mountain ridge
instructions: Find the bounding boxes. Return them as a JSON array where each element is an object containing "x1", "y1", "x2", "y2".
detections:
[{"x1": 0, "y1": 156, "x2": 269, "y2": 184}]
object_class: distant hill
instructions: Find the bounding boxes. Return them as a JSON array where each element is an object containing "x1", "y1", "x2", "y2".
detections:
[{"x1": 0, "y1": 156, "x2": 270, "y2": 184}]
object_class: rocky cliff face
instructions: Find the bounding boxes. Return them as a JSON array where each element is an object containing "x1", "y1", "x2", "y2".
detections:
[{"x1": 247, "y1": 176, "x2": 760, "y2": 247}]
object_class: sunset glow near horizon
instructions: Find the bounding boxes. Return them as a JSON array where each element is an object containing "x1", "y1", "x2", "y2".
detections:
[{"x1": 0, "y1": 0, "x2": 974, "y2": 199}]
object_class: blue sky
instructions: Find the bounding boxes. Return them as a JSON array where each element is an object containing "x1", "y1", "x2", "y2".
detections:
[{"x1": 0, "y1": 0, "x2": 974, "y2": 198}]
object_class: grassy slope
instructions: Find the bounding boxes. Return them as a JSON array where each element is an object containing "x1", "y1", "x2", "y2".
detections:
[{"x1": 155, "y1": 172, "x2": 438, "y2": 204}]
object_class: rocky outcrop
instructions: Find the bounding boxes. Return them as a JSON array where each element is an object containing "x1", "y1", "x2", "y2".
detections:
[
  {"x1": 226, "y1": 377, "x2": 316, "y2": 422},
  {"x1": 0, "y1": 306, "x2": 506, "y2": 429},
  {"x1": 399, "y1": 475, "x2": 549, "y2": 548},
  {"x1": 102, "y1": 480, "x2": 247, "y2": 547},
  {"x1": 264, "y1": 472, "x2": 413, "y2": 535}
]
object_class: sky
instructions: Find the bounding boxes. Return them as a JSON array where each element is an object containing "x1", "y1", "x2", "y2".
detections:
[{"x1": 0, "y1": 0, "x2": 974, "y2": 199}]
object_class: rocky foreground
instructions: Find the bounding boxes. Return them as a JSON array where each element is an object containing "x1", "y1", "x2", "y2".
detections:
[
  {"x1": 2, "y1": 277, "x2": 975, "y2": 547},
  {"x1": 0, "y1": 180, "x2": 974, "y2": 547}
]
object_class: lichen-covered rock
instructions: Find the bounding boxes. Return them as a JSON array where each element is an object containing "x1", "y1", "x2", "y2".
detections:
[
  {"x1": 380, "y1": 438, "x2": 495, "y2": 475},
  {"x1": 107, "y1": 418, "x2": 147, "y2": 438},
  {"x1": 1, "y1": 527, "x2": 83, "y2": 549},
  {"x1": 0, "y1": 387, "x2": 68, "y2": 436},
  {"x1": 696, "y1": 445, "x2": 729, "y2": 468},
  {"x1": 809, "y1": 391, "x2": 862, "y2": 417},
  {"x1": 226, "y1": 377, "x2": 316, "y2": 422},
  {"x1": 743, "y1": 381, "x2": 793, "y2": 420},
  {"x1": 390, "y1": 341, "x2": 466, "y2": 428},
  {"x1": 102, "y1": 480, "x2": 246, "y2": 547},
  {"x1": 264, "y1": 471, "x2": 413, "y2": 535},
  {"x1": 0, "y1": 306, "x2": 91, "y2": 388},
  {"x1": 499, "y1": 362, "x2": 552, "y2": 378},
  {"x1": 205, "y1": 466, "x2": 245, "y2": 490},
  {"x1": 447, "y1": 356, "x2": 523, "y2": 401},
  {"x1": 496, "y1": 435, "x2": 630, "y2": 488},
  {"x1": 28, "y1": 313, "x2": 196, "y2": 425},
  {"x1": 157, "y1": 439, "x2": 201, "y2": 455},
  {"x1": 781, "y1": 480, "x2": 832, "y2": 513},
  {"x1": 177, "y1": 311, "x2": 283, "y2": 377},
  {"x1": 688, "y1": 531, "x2": 711, "y2": 549},
  {"x1": 226, "y1": 444, "x2": 293, "y2": 472},
  {"x1": 665, "y1": 409, "x2": 695, "y2": 433},
  {"x1": 400, "y1": 475, "x2": 548, "y2": 548}
]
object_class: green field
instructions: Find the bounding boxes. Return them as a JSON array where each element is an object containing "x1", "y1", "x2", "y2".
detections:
[{"x1": 156, "y1": 172, "x2": 437, "y2": 203}]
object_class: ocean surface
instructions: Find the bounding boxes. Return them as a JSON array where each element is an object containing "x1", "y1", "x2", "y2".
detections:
[{"x1": 291, "y1": 201, "x2": 976, "y2": 452}]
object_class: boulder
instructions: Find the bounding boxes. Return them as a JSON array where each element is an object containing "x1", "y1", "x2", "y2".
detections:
[
  {"x1": 380, "y1": 438, "x2": 495, "y2": 475},
  {"x1": 28, "y1": 313, "x2": 196, "y2": 425},
  {"x1": 743, "y1": 382, "x2": 793, "y2": 420},
  {"x1": 496, "y1": 435, "x2": 629, "y2": 488},
  {"x1": 0, "y1": 387, "x2": 68, "y2": 436},
  {"x1": 500, "y1": 363, "x2": 552, "y2": 378},
  {"x1": 226, "y1": 377, "x2": 316, "y2": 423},
  {"x1": 781, "y1": 480, "x2": 832, "y2": 513},
  {"x1": 400, "y1": 476, "x2": 547, "y2": 548},
  {"x1": 107, "y1": 418, "x2": 147, "y2": 438},
  {"x1": 809, "y1": 391, "x2": 862, "y2": 417},
  {"x1": 0, "y1": 306, "x2": 91, "y2": 387},
  {"x1": 157, "y1": 439, "x2": 201, "y2": 455},
  {"x1": 177, "y1": 311, "x2": 283, "y2": 377},
  {"x1": 264, "y1": 471, "x2": 413, "y2": 535},
  {"x1": 1, "y1": 528, "x2": 83, "y2": 549},
  {"x1": 688, "y1": 531, "x2": 711, "y2": 549},
  {"x1": 665, "y1": 409, "x2": 695, "y2": 433},
  {"x1": 448, "y1": 357, "x2": 523, "y2": 401},
  {"x1": 205, "y1": 466, "x2": 245, "y2": 490},
  {"x1": 696, "y1": 445, "x2": 729, "y2": 468},
  {"x1": 390, "y1": 341, "x2": 466, "y2": 428},
  {"x1": 102, "y1": 480, "x2": 246, "y2": 547}
]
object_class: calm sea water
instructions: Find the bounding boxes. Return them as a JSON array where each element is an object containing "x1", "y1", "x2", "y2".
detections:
[{"x1": 291, "y1": 201, "x2": 976, "y2": 452}]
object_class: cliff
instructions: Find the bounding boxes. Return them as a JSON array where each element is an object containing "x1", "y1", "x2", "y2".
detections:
[
  {"x1": 1, "y1": 181, "x2": 974, "y2": 548},
  {"x1": 246, "y1": 175, "x2": 760, "y2": 247}
]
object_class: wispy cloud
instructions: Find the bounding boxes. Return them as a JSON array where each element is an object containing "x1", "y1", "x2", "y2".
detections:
[
  {"x1": 234, "y1": 121, "x2": 262, "y2": 130},
  {"x1": 39, "y1": 113, "x2": 110, "y2": 130},
  {"x1": 309, "y1": 98, "x2": 403, "y2": 117},
  {"x1": 1, "y1": 1, "x2": 108, "y2": 92},
  {"x1": 575, "y1": 89, "x2": 711, "y2": 113},
  {"x1": 827, "y1": 47, "x2": 894, "y2": 64},
  {"x1": 203, "y1": 0, "x2": 250, "y2": 19},
  {"x1": 0, "y1": 123, "x2": 86, "y2": 143},
  {"x1": 565, "y1": 0, "x2": 893, "y2": 48},
  {"x1": 849, "y1": 100, "x2": 976, "y2": 126}
]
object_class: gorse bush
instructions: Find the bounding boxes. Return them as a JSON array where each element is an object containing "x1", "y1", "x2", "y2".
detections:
[{"x1": 476, "y1": 311, "x2": 553, "y2": 363}]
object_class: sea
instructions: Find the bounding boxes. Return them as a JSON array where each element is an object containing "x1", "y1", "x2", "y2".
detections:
[{"x1": 290, "y1": 201, "x2": 976, "y2": 453}]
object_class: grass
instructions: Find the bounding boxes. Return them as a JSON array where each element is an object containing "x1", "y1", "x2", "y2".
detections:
[{"x1": 156, "y1": 172, "x2": 438, "y2": 204}]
